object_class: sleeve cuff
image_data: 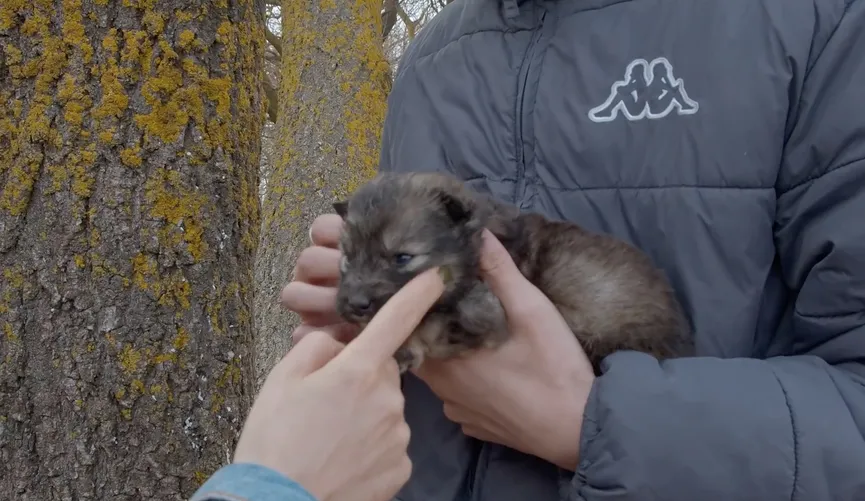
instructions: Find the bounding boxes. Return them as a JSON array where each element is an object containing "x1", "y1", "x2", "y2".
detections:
[
  {"x1": 190, "y1": 462, "x2": 319, "y2": 501},
  {"x1": 569, "y1": 350, "x2": 797, "y2": 499}
]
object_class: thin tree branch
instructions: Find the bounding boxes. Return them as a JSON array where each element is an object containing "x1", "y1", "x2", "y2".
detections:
[
  {"x1": 263, "y1": 76, "x2": 278, "y2": 123},
  {"x1": 264, "y1": 49, "x2": 281, "y2": 63},
  {"x1": 381, "y1": 0, "x2": 398, "y2": 41},
  {"x1": 265, "y1": 26, "x2": 282, "y2": 57},
  {"x1": 396, "y1": 3, "x2": 418, "y2": 40}
]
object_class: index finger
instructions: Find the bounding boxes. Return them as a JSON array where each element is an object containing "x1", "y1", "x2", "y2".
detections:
[{"x1": 334, "y1": 267, "x2": 445, "y2": 365}]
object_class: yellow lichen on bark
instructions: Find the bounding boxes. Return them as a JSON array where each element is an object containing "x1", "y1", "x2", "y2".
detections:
[
  {"x1": 0, "y1": 1, "x2": 67, "y2": 216},
  {"x1": 254, "y1": 0, "x2": 390, "y2": 381},
  {"x1": 0, "y1": 0, "x2": 265, "y2": 497},
  {"x1": 268, "y1": 0, "x2": 389, "y2": 232},
  {"x1": 143, "y1": 168, "x2": 209, "y2": 262}
]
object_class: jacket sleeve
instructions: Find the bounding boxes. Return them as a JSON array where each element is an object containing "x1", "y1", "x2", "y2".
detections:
[
  {"x1": 569, "y1": 2, "x2": 865, "y2": 500},
  {"x1": 190, "y1": 463, "x2": 318, "y2": 501}
]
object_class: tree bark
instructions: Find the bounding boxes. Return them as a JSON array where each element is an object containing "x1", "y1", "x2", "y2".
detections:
[
  {"x1": 254, "y1": 0, "x2": 391, "y2": 384},
  {"x1": 0, "y1": 0, "x2": 265, "y2": 499}
]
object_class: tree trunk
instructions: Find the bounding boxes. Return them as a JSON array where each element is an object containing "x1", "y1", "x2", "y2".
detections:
[
  {"x1": 0, "y1": 0, "x2": 265, "y2": 499},
  {"x1": 254, "y1": 0, "x2": 391, "y2": 383}
]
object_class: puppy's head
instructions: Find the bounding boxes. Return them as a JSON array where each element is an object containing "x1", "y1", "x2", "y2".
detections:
[{"x1": 332, "y1": 173, "x2": 488, "y2": 325}]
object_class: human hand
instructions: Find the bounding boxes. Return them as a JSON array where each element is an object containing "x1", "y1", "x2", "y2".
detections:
[
  {"x1": 413, "y1": 230, "x2": 595, "y2": 472},
  {"x1": 234, "y1": 268, "x2": 445, "y2": 501},
  {"x1": 280, "y1": 213, "x2": 360, "y2": 344}
]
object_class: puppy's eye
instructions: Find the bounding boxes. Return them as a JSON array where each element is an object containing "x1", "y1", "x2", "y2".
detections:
[{"x1": 393, "y1": 253, "x2": 414, "y2": 266}]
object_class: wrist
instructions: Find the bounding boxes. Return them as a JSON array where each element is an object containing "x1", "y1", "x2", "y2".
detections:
[
  {"x1": 544, "y1": 372, "x2": 594, "y2": 471},
  {"x1": 275, "y1": 466, "x2": 332, "y2": 501}
]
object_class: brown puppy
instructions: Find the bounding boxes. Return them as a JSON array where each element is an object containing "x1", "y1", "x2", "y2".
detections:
[{"x1": 332, "y1": 172, "x2": 693, "y2": 374}]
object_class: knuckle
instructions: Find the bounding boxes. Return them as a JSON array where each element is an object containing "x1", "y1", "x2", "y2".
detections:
[
  {"x1": 310, "y1": 214, "x2": 329, "y2": 227},
  {"x1": 295, "y1": 245, "x2": 320, "y2": 270},
  {"x1": 303, "y1": 329, "x2": 329, "y2": 343},
  {"x1": 481, "y1": 248, "x2": 509, "y2": 274},
  {"x1": 281, "y1": 280, "x2": 319, "y2": 302},
  {"x1": 302, "y1": 329, "x2": 346, "y2": 355},
  {"x1": 386, "y1": 387, "x2": 406, "y2": 414},
  {"x1": 279, "y1": 282, "x2": 300, "y2": 307},
  {"x1": 297, "y1": 329, "x2": 330, "y2": 348},
  {"x1": 310, "y1": 214, "x2": 330, "y2": 232},
  {"x1": 310, "y1": 215, "x2": 342, "y2": 244},
  {"x1": 442, "y1": 406, "x2": 453, "y2": 421},
  {"x1": 441, "y1": 403, "x2": 458, "y2": 422},
  {"x1": 486, "y1": 254, "x2": 506, "y2": 272},
  {"x1": 395, "y1": 420, "x2": 411, "y2": 447},
  {"x1": 332, "y1": 322, "x2": 361, "y2": 344},
  {"x1": 397, "y1": 456, "x2": 413, "y2": 484},
  {"x1": 290, "y1": 325, "x2": 310, "y2": 344}
]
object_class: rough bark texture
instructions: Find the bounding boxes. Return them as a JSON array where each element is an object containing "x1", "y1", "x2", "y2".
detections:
[
  {"x1": 254, "y1": 0, "x2": 391, "y2": 384},
  {"x1": 0, "y1": 0, "x2": 265, "y2": 498}
]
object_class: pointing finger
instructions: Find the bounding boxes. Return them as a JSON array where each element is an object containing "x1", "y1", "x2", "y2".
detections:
[{"x1": 334, "y1": 268, "x2": 445, "y2": 366}]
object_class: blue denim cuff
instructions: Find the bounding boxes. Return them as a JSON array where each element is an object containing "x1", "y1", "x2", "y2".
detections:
[{"x1": 190, "y1": 462, "x2": 319, "y2": 501}]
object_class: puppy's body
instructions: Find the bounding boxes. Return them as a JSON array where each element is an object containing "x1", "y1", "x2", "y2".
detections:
[{"x1": 333, "y1": 172, "x2": 693, "y2": 374}]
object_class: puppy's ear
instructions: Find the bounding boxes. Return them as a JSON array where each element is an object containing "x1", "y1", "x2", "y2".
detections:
[
  {"x1": 332, "y1": 200, "x2": 348, "y2": 218},
  {"x1": 433, "y1": 189, "x2": 473, "y2": 225}
]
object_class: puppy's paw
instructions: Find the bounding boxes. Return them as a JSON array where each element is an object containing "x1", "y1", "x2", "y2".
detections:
[
  {"x1": 394, "y1": 346, "x2": 423, "y2": 374},
  {"x1": 394, "y1": 347, "x2": 415, "y2": 374}
]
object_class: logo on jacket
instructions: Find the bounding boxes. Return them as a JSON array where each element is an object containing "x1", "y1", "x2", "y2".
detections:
[{"x1": 588, "y1": 57, "x2": 699, "y2": 123}]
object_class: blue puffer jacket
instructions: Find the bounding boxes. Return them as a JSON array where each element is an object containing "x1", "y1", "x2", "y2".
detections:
[{"x1": 376, "y1": 0, "x2": 865, "y2": 500}]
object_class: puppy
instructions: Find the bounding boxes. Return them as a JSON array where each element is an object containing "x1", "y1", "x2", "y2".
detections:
[{"x1": 332, "y1": 172, "x2": 693, "y2": 374}]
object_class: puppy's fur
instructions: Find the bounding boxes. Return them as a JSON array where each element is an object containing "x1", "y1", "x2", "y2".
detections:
[{"x1": 332, "y1": 172, "x2": 693, "y2": 374}]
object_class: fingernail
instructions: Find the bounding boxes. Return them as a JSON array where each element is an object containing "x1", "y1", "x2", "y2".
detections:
[{"x1": 438, "y1": 265, "x2": 452, "y2": 285}]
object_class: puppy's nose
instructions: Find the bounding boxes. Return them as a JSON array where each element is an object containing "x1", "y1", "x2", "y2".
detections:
[{"x1": 348, "y1": 295, "x2": 373, "y2": 315}]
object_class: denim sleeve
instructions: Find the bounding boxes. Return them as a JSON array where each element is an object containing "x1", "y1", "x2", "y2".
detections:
[{"x1": 190, "y1": 462, "x2": 319, "y2": 501}]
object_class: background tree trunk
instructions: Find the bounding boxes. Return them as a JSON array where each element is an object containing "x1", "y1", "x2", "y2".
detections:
[
  {"x1": 254, "y1": 0, "x2": 391, "y2": 384},
  {"x1": 0, "y1": 0, "x2": 265, "y2": 498}
]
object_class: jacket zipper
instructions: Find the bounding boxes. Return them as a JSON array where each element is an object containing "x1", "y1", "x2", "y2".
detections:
[
  {"x1": 464, "y1": 438, "x2": 482, "y2": 499},
  {"x1": 469, "y1": 6, "x2": 549, "y2": 500},
  {"x1": 512, "y1": 10, "x2": 547, "y2": 206}
]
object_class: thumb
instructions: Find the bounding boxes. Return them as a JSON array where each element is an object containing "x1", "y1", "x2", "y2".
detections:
[
  {"x1": 477, "y1": 229, "x2": 535, "y2": 307},
  {"x1": 279, "y1": 329, "x2": 345, "y2": 379}
]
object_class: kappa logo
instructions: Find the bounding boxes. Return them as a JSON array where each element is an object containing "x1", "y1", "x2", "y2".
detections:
[{"x1": 588, "y1": 57, "x2": 699, "y2": 123}]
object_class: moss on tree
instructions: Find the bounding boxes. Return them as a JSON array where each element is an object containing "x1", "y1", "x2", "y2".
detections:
[
  {"x1": 0, "y1": 0, "x2": 265, "y2": 498},
  {"x1": 253, "y1": 0, "x2": 391, "y2": 383}
]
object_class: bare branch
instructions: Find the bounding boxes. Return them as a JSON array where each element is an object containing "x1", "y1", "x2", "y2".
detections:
[
  {"x1": 382, "y1": 0, "x2": 398, "y2": 40},
  {"x1": 265, "y1": 26, "x2": 282, "y2": 56},
  {"x1": 264, "y1": 48, "x2": 281, "y2": 63},
  {"x1": 396, "y1": 3, "x2": 419, "y2": 40},
  {"x1": 263, "y1": 76, "x2": 278, "y2": 123}
]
